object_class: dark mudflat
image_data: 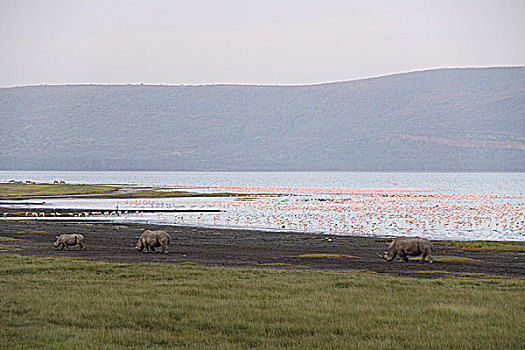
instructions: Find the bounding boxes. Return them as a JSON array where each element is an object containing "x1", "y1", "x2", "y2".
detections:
[{"x1": 0, "y1": 220, "x2": 523, "y2": 279}]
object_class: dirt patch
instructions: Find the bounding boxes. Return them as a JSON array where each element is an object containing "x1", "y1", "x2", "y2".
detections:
[{"x1": 0, "y1": 220, "x2": 523, "y2": 279}]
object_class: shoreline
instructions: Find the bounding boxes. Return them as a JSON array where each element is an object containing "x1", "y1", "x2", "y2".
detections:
[
  {"x1": 1, "y1": 181, "x2": 524, "y2": 242},
  {"x1": 1, "y1": 220, "x2": 523, "y2": 279},
  {"x1": 2, "y1": 217, "x2": 523, "y2": 243}
]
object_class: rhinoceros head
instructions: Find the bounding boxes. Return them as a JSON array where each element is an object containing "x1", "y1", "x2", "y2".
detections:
[
  {"x1": 377, "y1": 251, "x2": 395, "y2": 261},
  {"x1": 132, "y1": 238, "x2": 144, "y2": 252},
  {"x1": 383, "y1": 251, "x2": 395, "y2": 261}
]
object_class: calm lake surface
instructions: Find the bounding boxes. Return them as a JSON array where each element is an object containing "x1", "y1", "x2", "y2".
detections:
[
  {"x1": 1, "y1": 171, "x2": 524, "y2": 241},
  {"x1": 1, "y1": 171, "x2": 525, "y2": 195}
]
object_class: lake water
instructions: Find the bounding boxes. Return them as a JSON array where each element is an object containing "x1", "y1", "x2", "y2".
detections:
[
  {"x1": 1, "y1": 171, "x2": 525, "y2": 195},
  {"x1": 1, "y1": 171, "x2": 524, "y2": 241}
]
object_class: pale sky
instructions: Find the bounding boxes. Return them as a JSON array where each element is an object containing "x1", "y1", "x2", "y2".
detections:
[{"x1": 1, "y1": 0, "x2": 524, "y2": 86}]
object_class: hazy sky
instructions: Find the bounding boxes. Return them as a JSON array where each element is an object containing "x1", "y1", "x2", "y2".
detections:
[{"x1": 1, "y1": 0, "x2": 524, "y2": 86}]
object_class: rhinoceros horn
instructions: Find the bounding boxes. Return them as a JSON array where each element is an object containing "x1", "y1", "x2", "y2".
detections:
[{"x1": 376, "y1": 252, "x2": 385, "y2": 259}]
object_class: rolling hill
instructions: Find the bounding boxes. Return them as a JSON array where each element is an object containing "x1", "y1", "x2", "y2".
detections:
[{"x1": 1, "y1": 67, "x2": 524, "y2": 171}]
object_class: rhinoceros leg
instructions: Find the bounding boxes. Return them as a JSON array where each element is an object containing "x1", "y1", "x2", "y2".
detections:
[
  {"x1": 161, "y1": 244, "x2": 168, "y2": 254},
  {"x1": 421, "y1": 248, "x2": 433, "y2": 263}
]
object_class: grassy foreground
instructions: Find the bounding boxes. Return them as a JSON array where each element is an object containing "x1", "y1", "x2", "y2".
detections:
[{"x1": 0, "y1": 255, "x2": 523, "y2": 349}]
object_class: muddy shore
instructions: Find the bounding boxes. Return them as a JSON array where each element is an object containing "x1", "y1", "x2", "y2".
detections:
[{"x1": 0, "y1": 220, "x2": 523, "y2": 279}]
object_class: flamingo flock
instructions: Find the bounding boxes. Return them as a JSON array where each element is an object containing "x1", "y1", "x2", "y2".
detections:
[
  {"x1": 118, "y1": 186, "x2": 525, "y2": 241},
  {"x1": 4, "y1": 179, "x2": 522, "y2": 240}
]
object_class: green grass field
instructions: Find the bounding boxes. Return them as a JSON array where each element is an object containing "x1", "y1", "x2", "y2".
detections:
[
  {"x1": 0, "y1": 183, "x2": 118, "y2": 198},
  {"x1": 0, "y1": 255, "x2": 523, "y2": 349},
  {"x1": 0, "y1": 182, "x2": 246, "y2": 199},
  {"x1": 436, "y1": 240, "x2": 525, "y2": 252}
]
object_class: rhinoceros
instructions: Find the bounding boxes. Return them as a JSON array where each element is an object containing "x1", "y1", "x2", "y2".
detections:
[
  {"x1": 133, "y1": 230, "x2": 170, "y2": 253},
  {"x1": 54, "y1": 234, "x2": 86, "y2": 250},
  {"x1": 378, "y1": 236, "x2": 433, "y2": 263}
]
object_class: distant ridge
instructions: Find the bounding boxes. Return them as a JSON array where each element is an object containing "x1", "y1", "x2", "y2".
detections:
[
  {"x1": 1, "y1": 67, "x2": 524, "y2": 171},
  {"x1": 8, "y1": 66, "x2": 523, "y2": 88}
]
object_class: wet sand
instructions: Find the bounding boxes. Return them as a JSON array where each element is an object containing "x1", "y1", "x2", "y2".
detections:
[{"x1": 0, "y1": 220, "x2": 523, "y2": 279}]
